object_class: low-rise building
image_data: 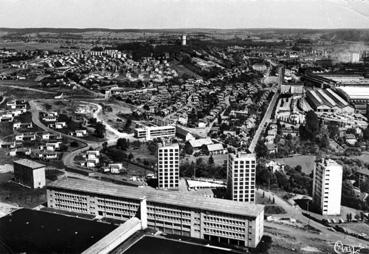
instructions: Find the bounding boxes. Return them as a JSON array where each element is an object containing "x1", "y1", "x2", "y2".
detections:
[
  {"x1": 13, "y1": 159, "x2": 45, "y2": 189},
  {"x1": 134, "y1": 125, "x2": 175, "y2": 141},
  {"x1": 47, "y1": 178, "x2": 264, "y2": 248}
]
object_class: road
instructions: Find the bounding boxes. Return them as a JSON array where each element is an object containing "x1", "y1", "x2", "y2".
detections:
[
  {"x1": 29, "y1": 99, "x2": 135, "y2": 169},
  {"x1": 86, "y1": 101, "x2": 135, "y2": 142},
  {"x1": 259, "y1": 189, "x2": 369, "y2": 247},
  {"x1": 248, "y1": 90, "x2": 279, "y2": 153}
]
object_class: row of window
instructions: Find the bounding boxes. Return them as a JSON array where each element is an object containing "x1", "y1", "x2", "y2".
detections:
[
  {"x1": 204, "y1": 222, "x2": 246, "y2": 232},
  {"x1": 204, "y1": 228, "x2": 247, "y2": 239}
]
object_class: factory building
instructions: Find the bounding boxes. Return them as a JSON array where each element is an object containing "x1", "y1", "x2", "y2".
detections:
[
  {"x1": 305, "y1": 88, "x2": 354, "y2": 114},
  {"x1": 47, "y1": 178, "x2": 264, "y2": 248}
]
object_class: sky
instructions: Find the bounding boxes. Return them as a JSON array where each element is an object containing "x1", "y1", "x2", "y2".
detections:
[{"x1": 0, "y1": 0, "x2": 369, "y2": 29}]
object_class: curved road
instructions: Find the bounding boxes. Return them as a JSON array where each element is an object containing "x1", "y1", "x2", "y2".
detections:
[{"x1": 29, "y1": 99, "x2": 134, "y2": 169}]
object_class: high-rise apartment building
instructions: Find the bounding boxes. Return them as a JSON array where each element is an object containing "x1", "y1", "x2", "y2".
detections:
[
  {"x1": 313, "y1": 159, "x2": 343, "y2": 215},
  {"x1": 227, "y1": 153, "x2": 256, "y2": 203},
  {"x1": 157, "y1": 143, "x2": 179, "y2": 190}
]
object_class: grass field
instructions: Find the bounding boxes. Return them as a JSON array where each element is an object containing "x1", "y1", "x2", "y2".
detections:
[
  {"x1": 1, "y1": 87, "x2": 55, "y2": 100},
  {"x1": 256, "y1": 191, "x2": 286, "y2": 215},
  {"x1": 128, "y1": 144, "x2": 156, "y2": 162},
  {"x1": 355, "y1": 152, "x2": 369, "y2": 164},
  {"x1": 275, "y1": 155, "x2": 316, "y2": 174},
  {"x1": 0, "y1": 150, "x2": 15, "y2": 165},
  {"x1": 0, "y1": 122, "x2": 13, "y2": 139},
  {"x1": 183, "y1": 153, "x2": 228, "y2": 166},
  {"x1": 343, "y1": 222, "x2": 369, "y2": 236}
]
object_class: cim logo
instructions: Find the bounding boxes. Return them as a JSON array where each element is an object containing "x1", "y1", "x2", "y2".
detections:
[{"x1": 334, "y1": 241, "x2": 369, "y2": 254}]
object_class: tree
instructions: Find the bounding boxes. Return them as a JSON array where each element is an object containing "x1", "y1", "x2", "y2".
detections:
[
  {"x1": 360, "y1": 180, "x2": 369, "y2": 193},
  {"x1": 319, "y1": 135, "x2": 330, "y2": 148},
  {"x1": 301, "y1": 110, "x2": 320, "y2": 141},
  {"x1": 102, "y1": 141, "x2": 108, "y2": 151},
  {"x1": 255, "y1": 140, "x2": 268, "y2": 158},
  {"x1": 201, "y1": 144, "x2": 209, "y2": 156},
  {"x1": 364, "y1": 127, "x2": 369, "y2": 140},
  {"x1": 124, "y1": 118, "x2": 132, "y2": 130},
  {"x1": 329, "y1": 124, "x2": 340, "y2": 139},
  {"x1": 128, "y1": 153, "x2": 134, "y2": 161},
  {"x1": 70, "y1": 141, "x2": 79, "y2": 147},
  {"x1": 184, "y1": 142, "x2": 194, "y2": 155},
  {"x1": 208, "y1": 155, "x2": 214, "y2": 165},
  {"x1": 196, "y1": 157, "x2": 203, "y2": 166},
  {"x1": 147, "y1": 141, "x2": 158, "y2": 155},
  {"x1": 275, "y1": 171, "x2": 290, "y2": 190},
  {"x1": 94, "y1": 122, "x2": 106, "y2": 138},
  {"x1": 117, "y1": 138, "x2": 129, "y2": 150},
  {"x1": 217, "y1": 114, "x2": 222, "y2": 125}
]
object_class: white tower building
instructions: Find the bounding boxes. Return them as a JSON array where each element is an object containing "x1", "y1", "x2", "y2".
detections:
[
  {"x1": 157, "y1": 143, "x2": 179, "y2": 190},
  {"x1": 313, "y1": 159, "x2": 343, "y2": 215},
  {"x1": 181, "y1": 34, "x2": 187, "y2": 46},
  {"x1": 227, "y1": 152, "x2": 256, "y2": 203}
]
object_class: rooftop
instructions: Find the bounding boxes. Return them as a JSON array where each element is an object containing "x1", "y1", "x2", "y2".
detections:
[
  {"x1": 48, "y1": 178, "x2": 264, "y2": 219},
  {"x1": 158, "y1": 143, "x2": 179, "y2": 149},
  {"x1": 229, "y1": 152, "x2": 256, "y2": 160},
  {"x1": 14, "y1": 159, "x2": 45, "y2": 169},
  {"x1": 189, "y1": 137, "x2": 213, "y2": 148},
  {"x1": 338, "y1": 86, "x2": 369, "y2": 99}
]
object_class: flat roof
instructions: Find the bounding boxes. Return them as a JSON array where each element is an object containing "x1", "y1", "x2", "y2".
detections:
[
  {"x1": 48, "y1": 178, "x2": 263, "y2": 218},
  {"x1": 229, "y1": 152, "x2": 256, "y2": 160},
  {"x1": 338, "y1": 86, "x2": 369, "y2": 99},
  {"x1": 82, "y1": 217, "x2": 141, "y2": 254},
  {"x1": 14, "y1": 159, "x2": 45, "y2": 169}
]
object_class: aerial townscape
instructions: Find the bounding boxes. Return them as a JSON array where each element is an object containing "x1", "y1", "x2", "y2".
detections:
[{"x1": 2, "y1": 1, "x2": 369, "y2": 254}]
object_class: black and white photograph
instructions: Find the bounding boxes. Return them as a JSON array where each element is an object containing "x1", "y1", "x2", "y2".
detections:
[{"x1": 0, "y1": 0, "x2": 369, "y2": 253}]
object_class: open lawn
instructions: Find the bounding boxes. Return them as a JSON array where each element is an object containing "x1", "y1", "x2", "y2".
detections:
[
  {"x1": 0, "y1": 150, "x2": 15, "y2": 165},
  {"x1": 183, "y1": 153, "x2": 228, "y2": 166},
  {"x1": 1, "y1": 87, "x2": 55, "y2": 100},
  {"x1": 355, "y1": 152, "x2": 369, "y2": 164},
  {"x1": 0, "y1": 122, "x2": 13, "y2": 138},
  {"x1": 256, "y1": 191, "x2": 287, "y2": 215},
  {"x1": 343, "y1": 222, "x2": 369, "y2": 236},
  {"x1": 128, "y1": 144, "x2": 156, "y2": 162},
  {"x1": 275, "y1": 155, "x2": 316, "y2": 174}
]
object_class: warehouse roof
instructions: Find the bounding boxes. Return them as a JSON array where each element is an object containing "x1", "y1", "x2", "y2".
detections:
[
  {"x1": 48, "y1": 178, "x2": 264, "y2": 219},
  {"x1": 338, "y1": 86, "x2": 369, "y2": 100}
]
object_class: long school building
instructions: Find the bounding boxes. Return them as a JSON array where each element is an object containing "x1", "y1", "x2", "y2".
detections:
[{"x1": 47, "y1": 178, "x2": 264, "y2": 248}]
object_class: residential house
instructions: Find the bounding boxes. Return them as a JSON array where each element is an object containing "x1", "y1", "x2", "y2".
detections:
[
  {"x1": 206, "y1": 143, "x2": 226, "y2": 155},
  {"x1": 345, "y1": 134, "x2": 357, "y2": 146},
  {"x1": 13, "y1": 122, "x2": 33, "y2": 130}
]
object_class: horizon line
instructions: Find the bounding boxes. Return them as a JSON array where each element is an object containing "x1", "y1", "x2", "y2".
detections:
[{"x1": 1, "y1": 27, "x2": 369, "y2": 31}]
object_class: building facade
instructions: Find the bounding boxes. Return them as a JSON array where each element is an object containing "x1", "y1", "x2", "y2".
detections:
[
  {"x1": 47, "y1": 178, "x2": 264, "y2": 249},
  {"x1": 134, "y1": 125, "x2": 176, "y2": 141},
  {"x1": 13, "y1": 159, "x2": 46, "y2": 189},
  {"x1": 313, "y1": 159, "x2": 343, "y2": 215},
  {"x1": 157, "y1": 143, "x2": 179, "y2": 190},
  {"x1": 227, "y1": 153, "x2": 256, "y2": 203}
]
